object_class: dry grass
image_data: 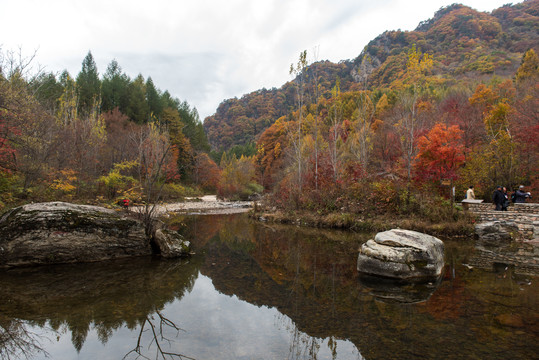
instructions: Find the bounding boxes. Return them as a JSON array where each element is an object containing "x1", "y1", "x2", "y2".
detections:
[{"x1": 250, "y1": 209, "x2": 475, "y2": 238}]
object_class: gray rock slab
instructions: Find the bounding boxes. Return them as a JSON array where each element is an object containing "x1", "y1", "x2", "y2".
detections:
[{"x1": 0, "y1": 202, "x2": 151, "y2": 267}]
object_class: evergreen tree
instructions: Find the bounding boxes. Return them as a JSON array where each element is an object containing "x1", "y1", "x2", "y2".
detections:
[
  {"x1": 146, "y1": 77, "x2": 164, "y2": 120},
  {"x1": 31, "y1": 72, "x2": 64, "y2": 113},
  {"x1": 76, "y1": 51, "x2": 101, "y2": 117},
  {"x1": 101, "y1": 59, "x2": 130, "y2": 113},
  {"x1": 126, "y1": 74, "x2": 149, "y2": 124},
  {"x1": 161, "y1": 90, "x2": 180, "y2": 109},
  {"x1": 177, "y1": 101, "x2": 210, "y2": 152},
  {"x1": 162, "y1": 107, "x2": 194, "y2": 179}
]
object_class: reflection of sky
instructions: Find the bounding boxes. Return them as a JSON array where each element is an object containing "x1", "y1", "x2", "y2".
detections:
[{"x1": 30, "y1": 273, "x2": 363, "y2": 360}]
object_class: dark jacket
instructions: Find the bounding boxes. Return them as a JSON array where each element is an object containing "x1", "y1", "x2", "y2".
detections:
[
  {"x1": 514, "y1": 189, "x2": 530, "y2": 203},
  {"x1": 492, "y1": 189, "x2": 505, "y2": 210}
]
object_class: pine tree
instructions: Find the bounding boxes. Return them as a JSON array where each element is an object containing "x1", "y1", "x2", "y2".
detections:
[{"x1": 76, "y1": 51, "x2": 100, "y2": 118}]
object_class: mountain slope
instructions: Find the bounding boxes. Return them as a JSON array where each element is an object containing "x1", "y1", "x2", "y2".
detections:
[{"x1": 204, "y1": 0, "x2": 539, "y2": 152}]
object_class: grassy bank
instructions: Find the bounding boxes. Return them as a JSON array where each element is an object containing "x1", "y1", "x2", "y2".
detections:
[{"x1": 250, "y1": 209, "x2": 476, "y2": 238}]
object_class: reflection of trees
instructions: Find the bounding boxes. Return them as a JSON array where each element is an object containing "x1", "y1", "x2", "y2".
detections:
[
  {"x1": 191, "y1": 214, "x2": 539, "y2": 360},
  {"x1": 276, "y1": 313, "x2": 365, "y2": 360},
  {"x1": 0, "y1": 317, "x2": 52, "y2": 360},
  {"x1": 279, "y1": 313, "x2": 322, "y2": 360},
  {"x1": 124, "y1": 311, "x2": 194, "y2": 360},
  {"x1": 199, "y1": 218, "x2": 371, "y2": 353},
  {"x1": 0, "y1": 256, "x2": 201, "y2": 357}
]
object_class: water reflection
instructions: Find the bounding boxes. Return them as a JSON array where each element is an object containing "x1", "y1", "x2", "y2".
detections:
[
  {"x1": 0, "y1": 318, "x2": 51, "y2": 359},
  {"x1": 357, "y1": 275, "x2": 442, "y2": 304},
  {"x1": 173, "y1": 214, "x2": 539, "y2": 360},
  {"x1": 0, "y1": 213, "x2": 537, "y2": 359},
  {"x1": 0, "y1": 257, "x2": 200, "y2": 359}
]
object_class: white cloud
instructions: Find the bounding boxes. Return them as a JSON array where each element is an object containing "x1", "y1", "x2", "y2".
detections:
[{"x1": 0, "y1": 0, "x2": 523, "y2": 119}]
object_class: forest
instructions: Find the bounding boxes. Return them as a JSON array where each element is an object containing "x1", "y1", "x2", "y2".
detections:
[
  {"x1": 0, "y1": 50, "x2": 224, "y2": 210},
  {"x1": 0, "y1": 1, "x2": 538, "y2": 226},
  {"x1": 205, "y1": 1, "x2": 539, "y2": 226}
]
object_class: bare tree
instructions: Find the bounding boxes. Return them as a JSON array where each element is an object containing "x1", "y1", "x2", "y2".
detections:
[
  {"x1": 129, "y1": 122, "x2": 172, "y2": 236},
  {"x1": 328, "y1": 79, "x2": 343, "y2": 181},
  {"x1": 0, "y1": 47, "x2": 44, "y2": 83},
  {"x1": 288, "y1": 50, "x2": 309, "y2": 193},
  {"x1": 346, "y1": 91, "x2": 375, "y2": 174}
]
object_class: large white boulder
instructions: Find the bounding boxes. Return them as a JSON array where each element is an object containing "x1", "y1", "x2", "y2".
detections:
[{"x1": 357, "y1": 229, "x2": 445, "y2": 281}]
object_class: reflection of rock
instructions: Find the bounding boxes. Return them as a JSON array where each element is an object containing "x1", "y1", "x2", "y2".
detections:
[
  {"x1": 472, "y1": 220, "x2": 539, "y2": 276},
  {"x1": 468, "y1": 245, "x2": 539, "y2": 276},
  {"x1": 358, "y1": 274, "x2": 441, "y2": 304},
  {"x1": 0, "y1": 202, "x2": 190, "y2": 268},
  {"x1": 357, "y1": 229, "x2": 445, "y2": 281}
]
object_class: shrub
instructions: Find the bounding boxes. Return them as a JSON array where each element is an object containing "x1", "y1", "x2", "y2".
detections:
[
  {"x1": 97, "y1": 161, "x2": 138, "y2": 199},
  {"x1": 160, "y1": 183, "x2": 187, "y2": 201}
]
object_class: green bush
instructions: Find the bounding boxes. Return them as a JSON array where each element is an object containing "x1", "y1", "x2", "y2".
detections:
[{"x1": 160, "y1": 183, "x2": 187, "y2": 201}]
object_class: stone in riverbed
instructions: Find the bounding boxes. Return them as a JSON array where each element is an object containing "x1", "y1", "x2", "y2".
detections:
[
  {"x1": 153, "y1": 229, "x2": 191, "y2": 258},
  {"x1": 357, "y1": 229, "x2": 445, "y2": 281}
]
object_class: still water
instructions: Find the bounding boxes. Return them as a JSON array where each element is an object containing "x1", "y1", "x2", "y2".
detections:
[{"x1": 1, "y1": 213, "x2": 537, "y2": 359}]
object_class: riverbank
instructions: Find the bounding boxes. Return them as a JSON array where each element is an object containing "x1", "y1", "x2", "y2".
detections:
[
  {"x1": 250, "y1": 209, "x2": 476, "y2": 238},
  {"x1": 145, "y1": 195, "x2": 475, "y2": 237}
]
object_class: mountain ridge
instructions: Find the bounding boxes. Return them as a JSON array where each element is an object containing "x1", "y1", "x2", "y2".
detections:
[{"x1": 204, "y1": 0, "x2": 539, "y2": 152}]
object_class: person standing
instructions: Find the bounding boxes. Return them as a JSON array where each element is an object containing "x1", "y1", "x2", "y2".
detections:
[
  {"x1": 466, "y1": 185, "x2": 475, "y2": 200},
  {"x1": 514, "y1": 185, "x2": 531, "y2": 203},
  {"x1": 502, "y1": 187, "x2": 509, "y2": 211},
  {"x1": 492, "y1": 185, "x2": 505, "y2": 211}
]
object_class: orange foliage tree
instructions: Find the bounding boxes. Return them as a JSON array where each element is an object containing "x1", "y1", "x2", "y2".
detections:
[
  {"x1": 464, "y1": 79, "x2": 520, "y2": 190},
  {"x1": 255, "y1": 117, "x2": 289, "y2": 190},
  {"x1": 193, "y1": 152, "x2": 221, "y2": 191},
  {"x1": 414, "y1": 123, "x2": 465, "y2": 184}
]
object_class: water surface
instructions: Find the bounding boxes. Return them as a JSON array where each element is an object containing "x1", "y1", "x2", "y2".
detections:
[{"x1": 1, "y1": 213, "x2": 537, "y2": 359}]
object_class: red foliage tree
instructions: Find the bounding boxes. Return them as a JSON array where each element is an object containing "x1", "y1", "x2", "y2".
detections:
[
  {"x1": 439, "y1": 91, "x2": 485, "y2": 159},
  {"x1": 414, "y1": 123, "x2": 465, "y2": 183},
  {"x1": 193, "y1": 152, "x2": 221, "y2": 191}
]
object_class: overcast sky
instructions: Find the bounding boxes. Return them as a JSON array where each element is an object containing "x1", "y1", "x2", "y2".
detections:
[{"x1": 0, "y1": 0, "x2": 523, "y2": 120}]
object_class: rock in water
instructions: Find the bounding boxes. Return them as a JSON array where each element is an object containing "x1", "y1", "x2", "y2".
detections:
[
  {"x1": 154, "y1": 229, "x2": 191, "y2": 258},
  {"x1": 0, "y1": 202, "x2": 151, "y2": 267},
  {"x1": 357, "y1": 229, "x2": 445, "y2": 281}
]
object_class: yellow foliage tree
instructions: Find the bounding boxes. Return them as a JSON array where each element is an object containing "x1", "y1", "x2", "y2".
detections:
[
  {"x1": 98, "y1": 160, "x2": 139, "y2": 199},
  {"x1": 50, "y1": 169, "x2": 78, "y2": 199},
  {"x1": 218, "y1": 155, "x2": 261, "y2": 200}
]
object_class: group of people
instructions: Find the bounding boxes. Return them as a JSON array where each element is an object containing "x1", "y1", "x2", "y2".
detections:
[
  {"x1": 465, "y1": 184, "x2": 532, "y2": 211},
  {"x1": 492, "y1": 185, "x2": 532, "y2": 211}
]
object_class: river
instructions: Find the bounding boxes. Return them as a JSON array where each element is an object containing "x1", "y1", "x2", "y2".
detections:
[{"x1": 0, "y1": 213, "x2": 537, "y2": 359}]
